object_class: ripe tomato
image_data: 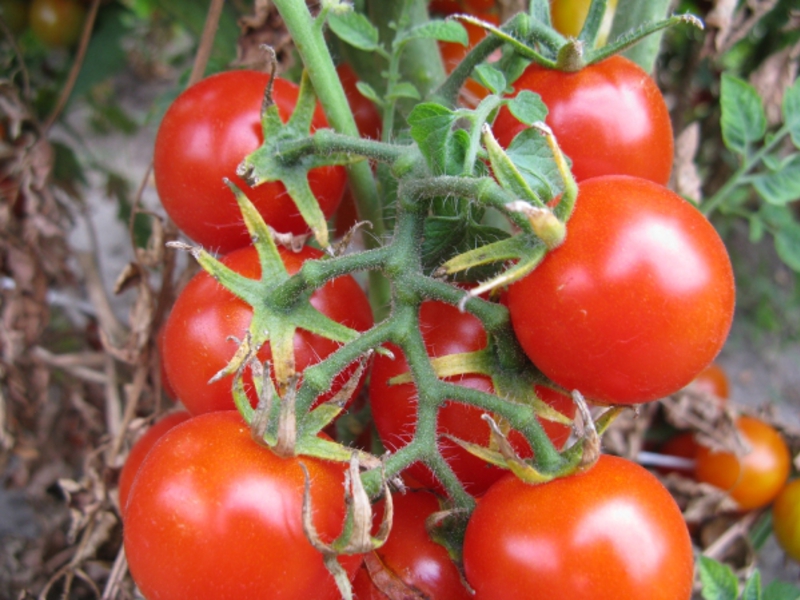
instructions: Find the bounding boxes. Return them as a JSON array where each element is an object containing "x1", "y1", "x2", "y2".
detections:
[
  {"x1": 657, "y1": 431, "x2": 699, "y2": 475},
  {"x1": 493, "y1": 55, "x2": 674, "y2": 184},
  {"x1": 773, "y1": 479, "x2": 800, "y2": 563},
  {"x1": 463, "y1": 455, "x2": 694, "y2": 600},
  {"x1": 117, "y1": 411, "x2": 191, "y2": 513},
  {"x1": 429, "y1": 0, "x2": 496, "y2": 15},
  {"x1": 162, "y1": 245, "x2": 374, "y2": 415},
  {"x1": 154, "y1": 70, "x2": 347, "y2": 254},
  {"x1": 124, "y1": 411, "x2": 362, "y2": 600},
  {"x1": 352, "y1": 490, "x2": 472, "y2": 599},
  {"x1": 691, "y1": 362, "x2": 730, "y2": 400},
  {"x1": 507, "y1": 175, "x2": 735, "y2": 405},
  {"x1": 695, "y1": 416, "x2": 790, "y2": 511},
  {"x1": 369, "y1": 300, "x2": 575, "y2": 496},
  {"x1": 336, "y1": 64, "x2": 382, "y2": 140},
  {"x1": 550, "y1": 0, "x2": 618, "y2": 46},
  {"x1": 29, "y1": 0, "x2": 86, "y2": 48}
]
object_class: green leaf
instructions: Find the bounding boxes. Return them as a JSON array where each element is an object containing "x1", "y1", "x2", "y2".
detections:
[
  {"x1": 473, "y1": 64, "x2": 506, "y2": 95},
  {"x1": 328, "y1": 11, "x2": 381, "y2": 52},
  {"x1": 507, "y1": 91, "x2": 548, "y2": 126},
  {"x1": 763, "y1": 581, "x2": 800, "y2": 600},
  {"x1": 783, "y1": 77, "x2": 800, "y2": 148},
  {"x1": 749, "y1": 216, "x2": 765, "y2": 243},
  {"x1": 698, "y1": 556, "x2": 739, "y2": 600},
  {"x1": 741, "y1": 571, "x2": 762, "y2": 600},
  {"x1": 775, "y1": 221, "x2": 800, "y2": 272},
  {"x1": 505, "y1": 128, "x2": 564, "y2": 203},
  {"x1": 720, "y1": 73, "x2": 767, "y2": 156},
  {"x1": 752, "y1": 154, "x2": 800, "y2": 205},
  {"x1": 405, "y1": 19, "x2": 468, "y2": 45},
  {"x1": 422, "y1": 217, "x2": 508, "y2": 276},
  {"x1": 408, "y1": 103, "x2": 465, "y2": 175},
  {"x1": 386, "y1": 82, "x2": 421, "y2": 101},
  {"x1": 749, "y1": 512, "x2": 773, "y2": 551},
  {"x1": 355, "y1": 81, "x2": 384, "y2": 107}
]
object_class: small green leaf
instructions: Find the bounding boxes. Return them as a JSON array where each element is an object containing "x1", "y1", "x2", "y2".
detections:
[
  {"x1": 749, "y1": 216, "x2": 765, "y2": 243},
  {"x1": 328, "y1": 11, "x2": 381, "y2": 52},
  {"x1": 741, "y1": 571, "x2": 762, "y2": 600},
  {"x1": 404, "y1": 20, "x2": 468, "y2": 45},
  {"x1": 386, "y1": 82, "x2": 421, "y2": 101},
  {"x1": 698, "y1": 556, "x2": 739, "y2": 600},
  {"x1": 408, "y1": 103, "x2": 461, "y2": 175},
  {"x1": 507, "y1": 90, "x2": 548, "y2": 126},
  {"x1": 354, "y1": 81, "x2": 384, "y2": 107},
  {"x1": 505, "y1": 128, "x2": 564, "y2": 203},
  {"x1": 473, "y1": 64, "x2": 506, "y2": 95},
  {"x1": 763, "y1": 580, "x2": 800, "y2": 600},
  {"x1": 720, "y1": 73, "x2": 767, "y2": 157},
  {"x1": 752, "y1": 154, "x2": 800, "y2": 205},
  {"x1": 775, "y1": 221, "x2": 800, "y2": 272},
  {"x1": 783, "y1": 77, "x2": 800, "y2": 148}
]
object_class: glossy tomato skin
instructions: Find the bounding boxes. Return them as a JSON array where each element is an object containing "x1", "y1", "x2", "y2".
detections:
[
  {"x1": 352, "y1": 490, "x2": 472, "y2": 599},
  {"x1": 117, "y1": 411, "x2": 191, "y2": 513},
  {"x1": 154, "y1": 70, "x2": 346, "y2": 254},
  {"x1": 695, "y1": 416, "x2": 790, "y2": 511},
  {"x1": 773, "y1": 479, "x2": 800, "y2": 563},
  {"x1": 463, "y1": 455, "x2": 694, "y2": 600},
  {"x1": 124, "y1": 411, "x2": 361, "y2": 600},
  {"x1": 508, "y1": 175, "x2": 735, "y2": 405},
  {"x1": 493, "y1": 55, "x2": 674, "y2": 184},
  {"x1": 162, "y1": 245, "x2": 373, "y2": 415},
  {"x1": 29, "y1": 0, "x2": 86, "y2": 48},
  {"x1": 369, "y1": 301, "x2": 575, "y2": 496}
]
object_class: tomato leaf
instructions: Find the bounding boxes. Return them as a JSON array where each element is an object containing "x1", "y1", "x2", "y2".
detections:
[
  {"x1": 698, "y1": 556, "x2": 739, "y2": 600},
  {"x1": 505, "y1": 128, "x2": 564, "y2": 202},
  {"x1": 355, "y1": 81, "x2": 384, "y2": 107},
  {"x1": 404, "y1": 20, "x2": 468, "y2": 45},
  {"x1": 473, "y1": 64, "x2": 506, "y2": 95},
  {"x1": 408, "y1": 103, "x2": 467, "y2": 175},
  {"x1": 720, "y1": 73, "x2": 767, "y2": 157},
  {"x1": 328, "y1": 11, "x2": 382, "y2": 52},
  {"x1": 386, "y1": 82, "x2": 421, "y2": 101},
  {"x1": 741, "y1": 571, "x2": 763, "y2": 600},
  {"x1": 752, "y1": 153, "x2": 800, "y2": 205},
  {"x1": 422, "y1": 217, "x2": 508, "y2": 276},
  {"x1": 763, "y1": 580, "x2": 800, "y2": 600},
  {"x1": 507, "y1": 90, "x2": 548, "y2": 126},
  {"x1": 775, "y1": 221, "x2": 800, "y2": 272},
  {"x1": 782, "y1": 77, "x2": 800, "y2": 149}
]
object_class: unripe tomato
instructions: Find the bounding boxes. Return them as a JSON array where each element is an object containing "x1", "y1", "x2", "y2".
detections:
[
  {"x1": 29, "y1": 0, "x2": 86, "y2": 48},
  {"x1": 773, "y1": 479, "x2": 800, "y2": 563},
  {"x1": 695, "y1": 416, "x2": 791, "y2": 511},
  {"x1": 550, "y1": 0, "x2": 619, "y2": 46}
]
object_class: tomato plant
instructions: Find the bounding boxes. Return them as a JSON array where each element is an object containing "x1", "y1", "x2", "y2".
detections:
[
  {"x1": 773, "y1": 479, "x2": 800, "y2": 563},
  {"x1": 493, "y1": 55, "x2": 674, "y2": 184},
  {"x1": 507, "y1": 175, "x2": 735, "y2": 405},
  {"x1": 153, "y1": 70, "x2": 347, "y2": 254},
  {"x1": 117, "y1": 411, "x2": 191, "y2": 513},
  {"x1": 161, "y1": 244, "x2": 373, "y2": 415},
  {"x1": 369, "y1": 300, "x2": 575, "y2": 496},
  {"x1": 695, "y1": 416, "x2": 791, "y2": 511},
  {"x1": 28, "y1": 0, "x2": 86, "y2": 48},
  {"x1": 463, "y1": 454, "x2": 694, "y2": 600},
  {"x1": 353, "y1": 490, "x2": 472, "y2": 599},
  {"x1": 124, "y1": 411, "x2": 362, "y2": 600},
  {"x1": 439, "y1": 16, "x2": 499, "y2": 107},
  {"x1": 337, "y1": 64, "x2": 382, "y2": 140}
]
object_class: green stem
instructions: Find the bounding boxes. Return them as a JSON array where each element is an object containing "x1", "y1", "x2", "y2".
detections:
[
  {"x1": 278, "y1": 130, "x2": 411, "y2": 166},
  {"x1": 606, "y1": 0, "x2": 672, "y2": 73}
]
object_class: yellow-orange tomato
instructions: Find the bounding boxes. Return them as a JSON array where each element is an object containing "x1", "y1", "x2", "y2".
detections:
[
  {"x1": 691, "y1": 362, "x2": 730, "y2": 400},
  {"x1": 773, "y1": 479, "x2": 800, "y2": 563},
  {"x1": 29, "y1": 0, "x2": 86, "y2": 48},
  {"x1": 695, "y1": 416, "x2": 790, "y2": 511},
  {"x1": 550, "y1": 0, "x2": 618, "y2": 46}
]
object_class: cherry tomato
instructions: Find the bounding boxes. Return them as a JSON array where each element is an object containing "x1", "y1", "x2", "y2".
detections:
[
  {"x1": 154, "y1": 70, "x2": 347, "y2": 254},
  {"x1": 429, "y1": 0, "x2": 496, "y2": 15},
  {"x1": 493, "y1": 55, "x2": 674, "y2": 184},
  {"x1": 117, "y1": 411, "x2": 191, "y2": 513},
  {"x1": 695, "y1": 416, "x2": 790, "y2": 511},
  {"x1": 550, "y1": 0, "x2": 618, "y2": 46},
  {"x1": 353, "y1": 490, "x2": 472, "y2": 599},
  {"x1": 29, "y1": 0, "x2": 86, "y2": 48},
  {"x1": 162, "y1": 245, "x2": 374, "y2": 416},
  {"x1": 773, "y1": 479, "x2": 800, "y2": 563},
  {"x1": 124, "y1": 411, "x2": 362, "y2": 600},
  {"x1": 156, "y1": 321, "x2": 177, "y2": 400},
  {"x1": 508, "y1": 176, "x2": 735, "y2": 405},
  {"x1": 337, "y1": 64, "x2": 382, "y2": 140},
  {"x1": 369, "y1": 300, "x2": 575, "y2": 496},
  {"x1": 691, "y1": 362, "x2": 730, "y2": 400},
  {"x1": 657, "y1": 431, "x2": 699, "y2": 475},
  {"x1": 463, "y1": 455, "x2": 694, "y2": 600}
]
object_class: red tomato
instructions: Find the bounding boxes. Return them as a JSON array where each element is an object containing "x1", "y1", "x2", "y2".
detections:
[
  {"x1": 507, "y1": 176, "x2": 735, "y2": 405},
  {"x1": 657, "y1": 431, "x2": 699, "y2": 475},
  {"x1": 154, "y1": 70, "x2": 347, "y2": 254},
  {"x1": 493, "y1": 55, "x2": 674, "y2": 184},
  {"x1": 695, "y1": 416, "x2": 790, "y2": 511},
  {"x1": 691, "y1": 362, "x2": 730, "y2": 400},
  {"x1": 773, "y1": 479, "x2": 800, "y2": 563},
  {"x1": 162, "y1": 245, "x2": 374, "y2": 415},
  {"x1": 29, "y1": 0, "x2": 86, "y2": 48},
  {"x1": 124, "y1": 411, "x2": 361, "y2": 600},
  {"x1": 463, "y1": 455, "x2": 694, "y2": 600},
  {"x1": 117, "y1": 411, "x2": 191, "y2": 512},
  {"x1": 430, "y1": 0, "x2": 496, "y2": 14},
  {"x1": 337, "y1": 64, "x2": 382, "y2": 140},
  {"x1": 156, "y1": 322, "x2": 177, "y2": 400},
  {"x1": 352, "y1": 490, "x2": 472, "y2": 599},
  {"x1": 369, "y1": 301, "x2": 575, "y2": 496}
]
